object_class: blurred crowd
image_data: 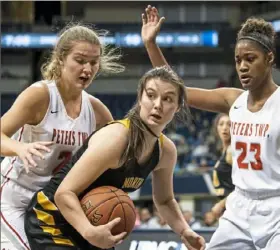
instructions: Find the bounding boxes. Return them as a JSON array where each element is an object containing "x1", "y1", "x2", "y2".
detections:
[
  {"x1": 166, "y1": 108, "x2": 223, "y2": 174},
  {"x1": 134, "y1": 205, "x2": 218, "y2": 231}
]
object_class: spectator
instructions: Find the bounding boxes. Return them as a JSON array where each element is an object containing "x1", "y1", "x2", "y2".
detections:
[{"x1": 182, "y1": 210, "x2": 202, "y2": 230}]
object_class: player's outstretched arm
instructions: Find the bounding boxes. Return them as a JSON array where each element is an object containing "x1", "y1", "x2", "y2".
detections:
[
  {"x1": 54, "y1": 123, "x2": 128, "y2": 248},
  {"x1": 152, "y1": 136, "x2": 206, "y2": 250},
  {"x1": 141, "y1": 5, "x2": 243, "y2": 114}
]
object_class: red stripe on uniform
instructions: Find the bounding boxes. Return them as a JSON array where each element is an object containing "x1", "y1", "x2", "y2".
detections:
[
  {"x1": 0, "y1": 178, "x2": 31, "y2": 250},
  {"x1": 3, "y1": 127, "x2": 25, "y2": 178}
]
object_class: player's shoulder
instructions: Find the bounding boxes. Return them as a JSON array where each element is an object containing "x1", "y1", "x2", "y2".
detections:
[
  {"x1": 17, "y1": 80, "x2": 50, "y2": 107},
  {"x1": 160, "y1": 134, "x2": 177, "y2": 157},
  {"x1": 219, "y1": 87, "x2": 244, "y2": 107},
  {"x1": 87, "y1": 95, "x2": 105, "y2": 110},
  {"x1": 89, "y1": 121, "x2": 129, "y2": 145},
  {"x1": 87, "y1": 94, "x2": 113, "y2": 127}
]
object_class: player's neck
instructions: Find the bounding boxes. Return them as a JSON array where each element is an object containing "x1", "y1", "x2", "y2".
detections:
[
  {"x1": 222, "y1": 141, "x2": 230, "y2": 151},
  {"x1": 56, "y1": 81, "x2": 82, "y2": 103},
  {"x1": 248, "y1": 77, "x2": 277, "y2": 105}
]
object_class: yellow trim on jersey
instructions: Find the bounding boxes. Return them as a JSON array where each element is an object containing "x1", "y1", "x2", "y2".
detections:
[
  {"x1": 52, "y1": 237, "x2": 74, "y2": 246},
  {"x1": 111, "y1": 119, "x2": 164, "y2": 147},
  {"x1": 40, "y1": 226, "x2": 62, "y2": 236},
  {"x1": 109, "y1": 118, "x2": 130, "y2": 128},
  {"x1": 214, "y1": 188, "x2": 225, "y2": 196},
  {"x1": 159, "y1": 134, "x2": 164, "y2": 148},
  {"x1": 37, "y1": 191, "x2": 58, "y2": 211},
  {"x1": 212, "y1": 169, "x2": 220, "y2": 188},
  {"x1": 33, "y1": 207, "x2": 55, "y2": 225}
]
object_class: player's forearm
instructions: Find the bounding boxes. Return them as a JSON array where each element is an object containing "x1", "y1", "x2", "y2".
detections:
[
  {"x1": 154, "y1": 198, "x2": 190, "y2": 235},
  {"x1": 0, "y1": 133, "x2": 22, "y2": 157},
  {"x1": 54, "y1": 190, "x2": 93, "y2": 238},
  {"x1": 144, "y1": 41, "x2": 169, "y2": 68}
]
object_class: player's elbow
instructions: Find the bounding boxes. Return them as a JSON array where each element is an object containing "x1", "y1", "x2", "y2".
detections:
[
  {"x1": 54, "y1": 188, "x2": 72, "y2": 209},
  {"x1": 153, "y1": 194, "x2": 174, "y2": 207}
]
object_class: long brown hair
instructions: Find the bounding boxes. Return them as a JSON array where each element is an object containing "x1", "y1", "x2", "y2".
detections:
[
  {"x1": 212, "y1": 113, "x2": 230, "y2": 153},
  {"x1": 120, "y1": 66, "x2": 192, "y2": 166}
]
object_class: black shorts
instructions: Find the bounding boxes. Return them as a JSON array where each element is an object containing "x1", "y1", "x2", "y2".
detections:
[{"x1": 24, "y1": 191, "x2": 114, "y2": 250}]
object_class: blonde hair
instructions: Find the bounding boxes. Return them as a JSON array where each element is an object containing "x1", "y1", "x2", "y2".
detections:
[{"x1": 41, "y1": 23, "x2": 125, "y2": 80}]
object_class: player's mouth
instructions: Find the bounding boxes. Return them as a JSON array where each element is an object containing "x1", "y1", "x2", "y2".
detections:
[
  {"x1": 150, "y1": 113, "x2": 162, "y2": 120},
  {"x1": 79, "y1": 76, "x2": 90, "y2": 84},
  {"x1": 240, "y1": 74, "x2": 252, "y2": 84}
]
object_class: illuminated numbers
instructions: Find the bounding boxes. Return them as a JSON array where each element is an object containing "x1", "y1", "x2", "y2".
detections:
[{"x1": 236, "y1": 142, "x2": 263, "y2": 170}]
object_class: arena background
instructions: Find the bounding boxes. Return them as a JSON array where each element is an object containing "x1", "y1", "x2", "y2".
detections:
[{"x1": 1, "y1": 1, "x2": 280, "y2": 249}]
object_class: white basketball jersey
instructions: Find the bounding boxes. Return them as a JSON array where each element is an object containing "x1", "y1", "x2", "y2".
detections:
[
  {"x1": 229, "y1": 87, "x2": 280, "y2": 191},
  {"x1": 1, "y1": 81, "x2": 96, "y2": 191}
]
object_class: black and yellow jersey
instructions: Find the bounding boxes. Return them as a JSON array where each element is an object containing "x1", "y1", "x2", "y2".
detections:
[
  {"x1": 212, "y1": 147, "x2": 235, "y2": 199},
  {"x1": 24, "y1": 119, "x2": 164, "y2": 250}
]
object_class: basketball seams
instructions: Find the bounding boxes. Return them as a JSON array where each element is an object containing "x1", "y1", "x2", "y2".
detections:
[
  {"x1": 80, "y1": 186, "x2": 136, "y2": 235},
  {"x1": 111, "y1": 189, "x2": 127, "y2": 232},
  {"x1": 82, "y1": 196, "x2": 118, "y2": 216}
]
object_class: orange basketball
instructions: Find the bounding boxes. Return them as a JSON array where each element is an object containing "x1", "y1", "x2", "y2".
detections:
[{"x1": 80, "y1": 186, "x2": 136, "y2": 236}]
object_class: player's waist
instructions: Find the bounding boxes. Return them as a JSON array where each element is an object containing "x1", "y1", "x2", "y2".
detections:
[{"x1": 235, "y1": 186, "x2": 280, "y2": 200}]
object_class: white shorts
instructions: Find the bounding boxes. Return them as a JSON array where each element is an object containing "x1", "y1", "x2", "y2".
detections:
[
  {"x1": 1, "y1": 177, "x2": 34, "y2": 250},
  {"x1": 207, "y1": 188, "x2": 280, "y2": 250}
]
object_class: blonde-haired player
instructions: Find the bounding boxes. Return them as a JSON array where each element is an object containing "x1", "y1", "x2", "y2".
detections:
[{"x1": 1, "y1": 24, "x2": 124, "y2": 250}]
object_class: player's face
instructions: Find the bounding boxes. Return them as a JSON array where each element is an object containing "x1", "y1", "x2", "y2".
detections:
[
  {"x1": 61, "y1": 41, "x2": 100, "y2": 91},
  {"x1": 139, "y1": 78, "x2": 179, "y2": 130},
  {"x1": 217, "y1": 115, "x2": 230, "y2": 143},
  {"x1": 235, "y1": 40, "x2": 271, "y2": 91}
]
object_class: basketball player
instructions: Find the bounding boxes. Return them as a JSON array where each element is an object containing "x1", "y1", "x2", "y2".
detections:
[
  {"x1": 142, "y1": 5, "x2": 280, "y2": 250},
  {"x1": 24, "y1": 66, "x2": 206, "y2": 250},
  {"x1": 1, "y1": 24, "x2": 124, "y2": 250},
  {"x1": 211, "y1": 114, "x2": 234, "y2": 219}
]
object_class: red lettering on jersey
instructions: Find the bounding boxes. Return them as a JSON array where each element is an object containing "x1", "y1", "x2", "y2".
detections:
[
  {"x1": 232, "y1": 122, "x2": 269, "y2": 137},
  {"x1": 255, "y1": 124, "x2": 259, "y2": 136},
  {"x1": 232, "y1": 122, "x2": 237, "y2": 135},
  {"x1": 72, "y1": 131, "x2": 75, "y2": 145},
  {"x1": 64, "y1": 131, "x2": 69, "y2": 145},
  {"x1": 78, "y1": 132, "x2": 81, "y2": 146},
  {"x1": 236, "y1": 123, "x2": 242, "y2": 135},
  {"x1": 61, "y1": 130, "x2": 64, "y2": 144},
  {"x1": 249, "y1": 124, "x2": 253, "y2": 136},
  {"x1": 51, "y1": 129, "x2": 85, "y2": 146},
  {"x1": 81, "y1": 132, "x2": 88, "y2": 143},
  {"x1": 263, "y1": 124, "x2": 269, "y2": 137},
  {"x1": 240, "y1": 123, "x2": 245, "y2": 136},
  {"x1": 244, "y1": 124, "x2": 249, "y2": 136},
  {"x1": 51, "y1": 129, "x2": 57, "y2": 141},
  {"x1": 68, "y1": 131, "x2": 72, "y2": 145},
  {"x1": 56, "y1": 129, "x2": 61, "y2": 144}
]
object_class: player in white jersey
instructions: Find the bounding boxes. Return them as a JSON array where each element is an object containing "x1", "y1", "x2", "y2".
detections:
[
  {"x1": 1, "y1": 24, "x2": 124, "y2": 250},
  {"x1": 142, "y1": 5, "x2": 280, "y2": 250}
]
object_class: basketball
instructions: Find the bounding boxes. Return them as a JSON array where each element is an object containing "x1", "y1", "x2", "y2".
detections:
[{"x1": 80, "y1": 186, "x2": 136, "y2": 236}]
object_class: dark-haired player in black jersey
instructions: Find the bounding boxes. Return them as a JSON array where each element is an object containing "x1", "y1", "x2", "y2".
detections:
[
  {"x1": 24, "y1": 66, "x2": 206, "y2": 250},
  {"x1": 211, "y1": 114, "x2": 234, "y2": 219}
]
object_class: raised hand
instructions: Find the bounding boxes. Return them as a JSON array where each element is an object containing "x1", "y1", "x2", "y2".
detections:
[
  {"x1": 84, "y1": 217, "x2": 127, "y2": 249},
  {"x1": 180, "y1": 228, "x2": 206, "y2": 250},
  {"x1": 16, "y1": 141, "x2": 53, "y2": 173},
  {"x1": 141, "y1": 5, "x2": 165, "y2": 44}
]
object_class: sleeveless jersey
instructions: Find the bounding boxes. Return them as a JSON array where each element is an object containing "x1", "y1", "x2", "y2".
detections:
[
  {"x1": 1, "y1": 81, "x2": 96, "y2": 191},
  {"x1": 229, "y1": 87, "x2": 280, "y2": 191},
  {"x1": 25, "y1": 119, "x2": 164, "y2": 248},
  {"x1": 212, "y1": 147, "x2": 234, "y2": 199}
]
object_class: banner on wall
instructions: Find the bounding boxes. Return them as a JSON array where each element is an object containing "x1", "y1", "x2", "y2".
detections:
[
  {"x1": 1, "y1": 31, "x2": 218, "y2": 48},
  {"x1": 115, "y1": 229, "x2": 215, "y2": 250}
]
